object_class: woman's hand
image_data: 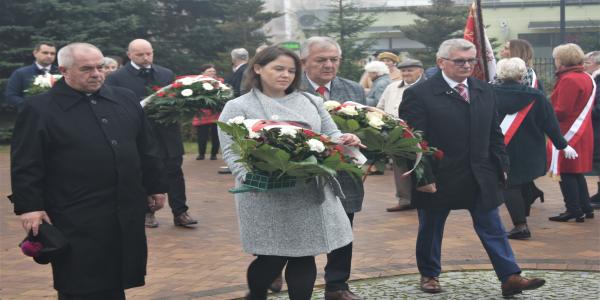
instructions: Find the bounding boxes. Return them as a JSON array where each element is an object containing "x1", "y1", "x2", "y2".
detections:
[{"x1": 338, "y1": 133, "x2": 366, "y2": 149}]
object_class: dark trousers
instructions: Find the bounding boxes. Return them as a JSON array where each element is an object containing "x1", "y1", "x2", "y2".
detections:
[
  {"x1": 247, "y1": 255, "x2": 316, "y2": 300},
  {"x1": 560, "y1": 173, "x2": 592, "y2": 214},
  {"x1": 325, "y1": 213, "x2": 354, "y2": 292},
  {"x1": 146, "y1": 156, "x2": 189, "y2": 216},
  {"x1": 196, "y1": 124, "x2": 219, "y2": 156},
  {"x1": 503, "y1": 185, "x2": 527, "y2": 226},
  {"x1": 416, "y1": 207, "x2": 521, "y2": 283},
  {"x1": 58, "y1": 289, "x2": 125, "y2": 300}
]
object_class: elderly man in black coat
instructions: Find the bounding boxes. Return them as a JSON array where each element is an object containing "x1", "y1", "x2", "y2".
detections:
[
  {"x1": 106, "y1": 39, "x2": 197, "y2": 228},
  {"x1": 399, "y1": 39, "x2": 545, "y2": 297},
  {"x1": 10, "y1": 43, "x2": 167, "y2": 299}
]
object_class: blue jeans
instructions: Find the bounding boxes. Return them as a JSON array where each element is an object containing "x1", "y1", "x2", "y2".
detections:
[{"x1": 416, "y1": 206, "x2": 521, "y2": 283}]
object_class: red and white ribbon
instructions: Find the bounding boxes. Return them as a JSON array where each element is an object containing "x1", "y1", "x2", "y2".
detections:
[
  {"x1": 548, "y1": 74, "x2": 597, "y2": 176},
  {"x1": 499, "y1": 71, "x2": 538, "y2": 145}
]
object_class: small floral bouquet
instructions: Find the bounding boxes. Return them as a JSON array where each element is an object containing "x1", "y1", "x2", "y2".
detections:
[
  {"x1": 142, "y1": 75, "x2": 234, "y2": 125},
  {"x1": 324, "y1": 101, "x2": 442, "y2": 186},
  {"x1": 24, "y1": 74, "x2": 63, "y2": 96},
  {"x1": 217, "y1": 116, "x2": 364, "y2": 192}
]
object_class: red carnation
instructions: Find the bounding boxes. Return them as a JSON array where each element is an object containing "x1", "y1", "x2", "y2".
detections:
[
  {"x1": 171, "y1": 82, "x2": 183, "y2": 88},
  {"x1": 302, "y1": 129, "x2": 317, "y2": 137},
  {"x1": 151, "y1": 86, "x2": 161, "y2": 91},
  {"x1": 419, "y1": 140, "x2": 429, "y2": 150},
  {"x1": 402, "y1": 130, "x2": 413, "y2": 138},
  {"x1": 433, "y1": 149, "x2": 444, "y2": 160},
  {"x1": 157, "y1": 92, "x2": 166, "y2": 97}
]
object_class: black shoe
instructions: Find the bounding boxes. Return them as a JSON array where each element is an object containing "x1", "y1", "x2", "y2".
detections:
[
  {"x1": 210, "y1": 154, "x2": 217, "y2": 160},
  {"x1": 549, "y1": 211, "x2": 584, "y2": 222},
  {"x1": 507, "y1": 227, "x2": 531, "y2": 240},
  {"x1": 196, "y1": 154, "x2": 205, "y2": 160},
  {"x1": 585, "y1": 212, "x2": 594, "y2": 219}
]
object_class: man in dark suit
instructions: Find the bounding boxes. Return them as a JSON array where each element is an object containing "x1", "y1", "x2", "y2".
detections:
[
  {"x1": 299, "y1": 36, "x2": 365, "y2": 300},
  {"x1": 225, "y1": 48, "x2": 249, "y2": 98},
  {"x1": 10, "y1": 42, "x2": 167, "y2": 299},
  {"x1": 105, "y1": 39, "x2": 197, "y2": 228},
  {"x1": 398, "y1": 38, "x2": 545, "y2": 297},
  {"x1": 4, "y1": 42, "x2": 59, "y2": 110}
]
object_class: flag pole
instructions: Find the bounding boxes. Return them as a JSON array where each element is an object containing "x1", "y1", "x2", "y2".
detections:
[{"x1": 474, "y1": 0, "x2": 489, "y2": 81}]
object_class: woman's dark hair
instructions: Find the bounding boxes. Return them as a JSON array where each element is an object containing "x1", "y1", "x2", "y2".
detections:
[
  {"x1": 242, "y1": 45, "x2": 302, "y2": 95},
  {"x1": 199, "y1": 63, "x2": 216, "y2": 74}
]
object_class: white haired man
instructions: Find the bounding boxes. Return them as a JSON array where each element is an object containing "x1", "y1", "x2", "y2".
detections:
[
  {"x1": 399, "y1": 38, "x2": 545, "y2": 297},
  {"x1": 297, "y1": 36, "x2": 366, "y2": 300},
  {"x1": 10, "y1": 42, "x2": 167, "y2": 299}
]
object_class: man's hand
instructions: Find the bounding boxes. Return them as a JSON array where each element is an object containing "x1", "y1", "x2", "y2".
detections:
[
  {"x1": 416, "y1": 183, "x2": 437, "y2": 193},
  {"x1": 338, "y1": 133, "x2": 366, "y2": 149},
  {"x1": 148, "y1": 194, "x2": 166, "y2": 212},
  {"x1": 20, "y1": 211, "x2": 51, "y2": 236}
]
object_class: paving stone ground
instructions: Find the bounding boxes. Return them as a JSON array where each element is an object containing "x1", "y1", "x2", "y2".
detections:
[
  {"x1": 269, "y1": 270, "x2": 600, "y2": 300},
  {"x1": 1, "y1": 153, "x2": 599, "y2": 299}
]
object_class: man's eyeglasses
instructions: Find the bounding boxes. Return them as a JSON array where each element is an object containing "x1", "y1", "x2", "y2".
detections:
[{"x1": 442, "y1": 58, "x2": 478, "y2": 66}]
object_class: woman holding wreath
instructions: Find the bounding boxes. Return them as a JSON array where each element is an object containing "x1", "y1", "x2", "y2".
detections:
[{"x1": 218, "y1": 46, "x2": 362, "y2": 300}]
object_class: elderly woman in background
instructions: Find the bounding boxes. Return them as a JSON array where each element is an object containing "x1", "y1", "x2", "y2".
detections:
[
  {"x1": 102, "y1": 57, "x2": 119, "y2": 75},
  {"x1": 548, "y1": 43, "x2": 595, "y2": 222},
  {"x1": 218, "y1": 46, "x2": 362, "y2": 300},
  {"x1": 583, "y1": 51, "x2": 600, "y2": 208},
  {"x1": 364, "y1": 61, "x2": 392, "y2": 107},
  {"x1": 193, "y1": 63, "x2": 223, "y2": 160},
  {"x1": 499, "y1": 39, "x2": 547, "y2": 208},
  {"x1": 492, "y1": 58, "x2": 576, "y2": 239}
]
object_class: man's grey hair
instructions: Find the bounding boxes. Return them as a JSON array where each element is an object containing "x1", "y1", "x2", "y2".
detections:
[
  {"x1": 231, "y1": 48, "x2": 249, "y2": 61},
  {"x1": 436, "y1": 39, "x2": 476, "y2": 59},
  {"x1": 585, "y1": 51, "x2": 600, "y2": 64},
  {"x1": 364, "y1": 61, "x2": 389, "y2": 76},
  {"x1": 102, "y1": 56, "x2": 117, "y2": 65},
  {"x1": 496, "y1": 58, "x2": 527, "y2": 82},
  {"x1": 58, "y1": 42, "x2": 102, "y2": 68},
  {"x1": 300, "y1": 36, "x2": 342, "y2": 59}
]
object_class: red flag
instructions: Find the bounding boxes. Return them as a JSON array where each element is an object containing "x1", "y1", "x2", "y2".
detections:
[{"x1": 464, "y1": 1, "x2": 496, "y2": 81}]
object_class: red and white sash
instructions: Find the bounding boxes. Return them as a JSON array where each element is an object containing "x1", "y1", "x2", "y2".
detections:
[
  {"x1": 499, "y1": 72, "x2": 537, "y2": 145},
  {"x1": 548, "y1": 74, "x2": 597, "y2": 176}
]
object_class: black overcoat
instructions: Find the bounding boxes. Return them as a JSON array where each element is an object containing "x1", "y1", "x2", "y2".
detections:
[
  {"x1": 592, "y1": 74, "x2": 600, "y2": 167},
  {"x1": 492, "y1": 82, "x2": 567, "y2": 186},
  {"x1": 399, "y1": 72, "x2": 509, "y2": 210},
  {"x1": 105, "y1": 63, "x2": 183, "y2": 158},
  {"x1": 9, "y1": 79, "x2": 167, "y2": 294}
]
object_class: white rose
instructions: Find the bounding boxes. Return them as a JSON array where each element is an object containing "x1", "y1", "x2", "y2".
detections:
[
  {"x1": 178, "y1": 77, "x2": 195, "y2": 86},
  {"x1": 248, "y1": 130, "x2": 261, "y2": 139},
  {"x1": 227, "y1": 116, "x2": 245, "y2": 124},
  {"x1": 365, "y1": 111, "x2": 385, "y2": 129},
  {"x1": 323, "y1": 100, "x2": 341, "y2": 111},
  {"x1": 278, "y1": 126, "x2": 297, "y2": 138},
  {"x1": 307, "y1": 139, "x2": 326, "y2": 153},
  {"x1": 221, "y1": 84, "x2": 231, "y2": 90},
  {"x1": 338, "y1": 105, "x2": 358, "y2": 116},
  {"x1": 180, "y1": 89, "x2": 193, "y2": 97},
  {"x1": 202, "y1": 82, "x2": 214, "y2": 91}
]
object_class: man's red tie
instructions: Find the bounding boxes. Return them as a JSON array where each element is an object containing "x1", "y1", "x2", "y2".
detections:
[
  {"x1": 455, "y1": 83, "x2": 469, "y2": 103},
  {"x1": 316, "y1": 86, "x2": 327, "y2": 96}
]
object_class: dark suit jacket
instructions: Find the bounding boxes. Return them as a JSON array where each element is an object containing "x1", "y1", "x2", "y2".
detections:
[
  {"x1": 105, "y1": 63, "x2": 183, "y2": 158},
  {"x1": 399, "y1": 72, "x2": 509, "y2": 210},
  {"x1": 300, "y1": 74, "x2": 366, "y2": 213},
  {"x1": 300, "y1": 73, "x2": 366, "y2": 105},
  {"x1": 225, "y1": 63, "x2": 247, "y2": 98},
  {"x1": 4, "y1": 63, "x2": 59, "y2": 109}
]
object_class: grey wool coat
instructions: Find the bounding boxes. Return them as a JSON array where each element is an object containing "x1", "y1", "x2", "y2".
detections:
[{"x1": 218, "y1": 89, "x2": 353, "y2": 257}]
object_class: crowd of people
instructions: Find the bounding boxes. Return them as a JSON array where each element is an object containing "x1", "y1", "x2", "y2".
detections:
[{"x1": 4, "y1": 35, "x2": 599, "y2": 300}]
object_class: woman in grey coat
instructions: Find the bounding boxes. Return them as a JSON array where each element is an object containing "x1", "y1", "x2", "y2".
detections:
[
  {"x1": 364, "y1": 60, "x2": 392, "y2": 107},
  {"x1": 218, "y1": 46, "x2": 362, "y2": 300}
]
